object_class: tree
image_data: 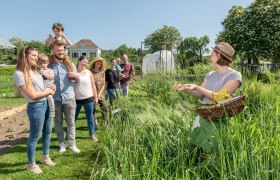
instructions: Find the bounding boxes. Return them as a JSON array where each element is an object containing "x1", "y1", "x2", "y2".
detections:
[
  {"x1": 178, "y1": 36, "x2": 210, "y2": 68},
  {"x1": 101, "y1": 44, "x2": 141, "y2": 65},
  {"x1": 144, "y1": 25, "x2": 182, "y2": 52},
  {"x1": 218, "y1": 0, "x2": 280, "y2": 63},
  {"x1": 9, "y1": 37, "x2": 28, "y2": 53},
  {"x1": 29, "y1": 40, "x2": 51, "y2": 54}
]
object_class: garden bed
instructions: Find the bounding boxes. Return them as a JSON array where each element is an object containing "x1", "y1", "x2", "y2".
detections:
[{"x1": 0, "y1": 109, "x2": 29, "y2": 155}]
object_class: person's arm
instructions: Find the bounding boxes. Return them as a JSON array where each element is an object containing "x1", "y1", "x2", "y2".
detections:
[
  {"x1": 44, "y1": 34, "x2": 53, "y2": 45},
  {"x1": 19, "y1": 84, "x2": 55, "y2": 100},
  {"x1": 61, "y1": 34, "x2": 72, "y2": 46},
  {"x1": 40, "y1": 69, "x2": 54, "y2": 80},
  {"x1": 173, "y1": 80, "x2": 206, "y2": 98},
  {"x1": 117, "y1": 82, "x2": 122, "y2": 95},
  {"x1": 131, "y1": 64, "x2": 135, "y2": 77},
  {"x1": 105, "y1": 81, "x2": 108, "y2": 92},
  {"x1": 116, "y1": 72, "x2": 122, "y2": 94},
  {"x1": 98, "y1": 74, "x2": 105, "y2": 99},
  {"x1": 90, "y1": 73, "x2": 98, "y2": 103},
  {"x1": 68, "y1": 65, "x2": 80, "y2": 82},
  {"x1": 186, "y1": 80, "x2": 206, "y2": 98},
  {"x1": 184, "y1": 80, "x2": 241, "y2": 100},
  {"x1": 68, "y1": 71, "x2": 80, "y2": 82}
]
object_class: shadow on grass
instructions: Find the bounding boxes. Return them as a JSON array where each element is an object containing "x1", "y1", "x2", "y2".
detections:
[
  {"x1": 0, "y1": 162, "x2": 26, "y2": 174},
  {"x1": 0, "y1": 137, "x2": 28, "y2": 155}
]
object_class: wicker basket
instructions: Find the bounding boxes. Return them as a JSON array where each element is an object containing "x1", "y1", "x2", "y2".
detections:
[{"x1": 195, "y1": 94, "x2": 247, "y2": 120}]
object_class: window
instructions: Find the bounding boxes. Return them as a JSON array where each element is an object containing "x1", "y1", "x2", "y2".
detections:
[
  {"x1": 82, "y1": 53, "x2": 87, "y2": 57},
  {"x1": 72, "y1": 53, "x2": 78, "y2": 58}
]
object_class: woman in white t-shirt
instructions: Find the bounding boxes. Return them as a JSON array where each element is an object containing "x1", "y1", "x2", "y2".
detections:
[
  {"x1": 74, "y1": 56, "x2": 98, "y2": 141},
  {"x1": 13, "y1": 46, "x2": 56, "y2": 174}
]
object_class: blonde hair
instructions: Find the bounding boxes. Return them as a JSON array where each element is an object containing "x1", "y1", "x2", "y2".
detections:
[
  {"x1": 14, "y1": 46, "x2": 38, "y2": 95},
  {"x1": 48, "y1": 40, "x2": 73, "y2": 72},
  {"x1": 38, "y1": 54, "x2": 49, "y2": 65}
]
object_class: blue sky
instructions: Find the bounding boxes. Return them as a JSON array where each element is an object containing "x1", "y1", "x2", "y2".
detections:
[{"x1": 0, "y1": 0, "x2": 254, "y2": 50}]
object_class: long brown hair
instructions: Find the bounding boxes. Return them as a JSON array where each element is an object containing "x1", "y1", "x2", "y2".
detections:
[
  {"x1": 48, "y1": 40, "x2": 73, "y2": 72},
  {"x1": 14, "y1": 46, "x2": 38, "y2": 95}
]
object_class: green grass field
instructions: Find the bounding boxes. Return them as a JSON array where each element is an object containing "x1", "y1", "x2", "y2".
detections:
[{"x1": 0, "y1": 66, "x2": 279, "y2": 179}]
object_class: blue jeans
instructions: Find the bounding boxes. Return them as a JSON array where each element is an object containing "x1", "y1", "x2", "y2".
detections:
[
  {"x1": 106, "y1": 89, "x2": 119, "y2": 101},
  {"x1": 75, "y1": 102, "x2": 95, "y2": 136},
  {"x1": 121, "y1": 84, "x2": 129, "y2": 97},
  {"x1": 26, "y1": 100, "x2": 52, "y2": 164}
]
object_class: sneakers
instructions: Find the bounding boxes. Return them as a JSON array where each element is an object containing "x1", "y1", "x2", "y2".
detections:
[
  {"x1": 40, "y1": 157, "x2": 56, "y2": 166},
  {"x1": 27, "y1": 164, "x2": 43, "y2": 174},
  {"x1": 59, "y1": 142, "x2": 66, "y2": 153},
  {"x1": 91, "y1": 135, "x2": 98, "y2": 142},
  {"x1": 59, "y1": 142, "x2": 80, "y2": 153},
  {"x1": 69, "y1": 145, "x2": 81, "y2": 153}
]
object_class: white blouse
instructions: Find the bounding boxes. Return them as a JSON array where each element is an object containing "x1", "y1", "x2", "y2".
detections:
[{"x1": 74, "y1": 69, "x2": 93, "y2": 100}]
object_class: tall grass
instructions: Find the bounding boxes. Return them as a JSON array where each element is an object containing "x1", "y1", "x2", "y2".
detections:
[{"x1": 91, "y1": 73, "x2": 279, "y2": 179}]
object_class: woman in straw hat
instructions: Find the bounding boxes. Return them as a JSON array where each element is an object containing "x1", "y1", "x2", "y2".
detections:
[
  {"x1": 173, "y1": 42, "x2": 242, "y2": 156},
  {"x1": 90, "y1": 57, "x2": 110, "y2": 127}
]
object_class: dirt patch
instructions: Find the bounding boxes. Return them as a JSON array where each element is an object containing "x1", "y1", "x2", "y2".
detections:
[
  {"x1": 0, "y1": 106, "x2": 12, "y2": 113},
  {"x1": 0, "y1": 109, "x2": 29, "y2": 155},
  {"x1": 0, "y1": 104, "x2": 26, "y2": 120}
]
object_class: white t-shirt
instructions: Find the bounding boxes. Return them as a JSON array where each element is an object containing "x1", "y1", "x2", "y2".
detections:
[
  {"x1": 13, "y1": 70, "x2": 46, "y2": 102},
  {"x1": 74, "y1": 69, "x2": 93, "y2": 100}
]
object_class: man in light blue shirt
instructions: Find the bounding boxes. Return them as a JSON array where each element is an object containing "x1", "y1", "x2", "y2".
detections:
[{"x1": 50, "y1": 40, "x2": 81, "y2": 153}]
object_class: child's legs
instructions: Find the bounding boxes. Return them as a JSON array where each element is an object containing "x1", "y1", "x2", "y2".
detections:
[{"x1": 47, "y1": 95, "x2": 55, "y2": 110}]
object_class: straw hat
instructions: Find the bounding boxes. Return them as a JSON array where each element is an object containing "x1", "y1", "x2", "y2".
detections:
[
  {"x1": 91, "y1": 57, "x2": 106, "y2": 71},
  {"x1": 213, "y1": 42, "x2": 235, "y2": 61}
]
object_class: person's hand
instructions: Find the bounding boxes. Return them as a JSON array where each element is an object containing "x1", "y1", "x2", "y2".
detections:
[
  {"x1": 39, "y1": 68, "x2": 45, "y2": 75},
  {"x1": 94, "y1": 97, "x2": 98, "y2": 104},
  {"x1": 46, "y1": 88, "x2": 55, "y2": 95},
  {"x1": 184, "y1": 84, "x2": 197, "y2": 92},
  {"x1": 68, "y1": 71, "x2": 77, "y2": 79},
  {"x1": 120, "y1": 74, "x2": 126, "y2": 80},
  {"x1": 173, "y1": 83, "x2": 185, "y2": 91},
  {"x1": 51, "y1": 84, "x2": 56, "y2": 92}
]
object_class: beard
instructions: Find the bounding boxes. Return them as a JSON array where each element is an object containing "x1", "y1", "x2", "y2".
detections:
[{"x1": 54, "y1": 54, "x2": 65, "y2": 60}]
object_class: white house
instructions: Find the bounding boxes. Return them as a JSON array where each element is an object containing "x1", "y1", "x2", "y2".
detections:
[{"x1": 68, "y1": 39, "x2": 101, "y2": 60}]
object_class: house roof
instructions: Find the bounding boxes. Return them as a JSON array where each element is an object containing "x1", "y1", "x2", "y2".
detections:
[
  {"x1": 0, "y1": 36, "x2": 16, "y2": 49},
  {"x1": 71, "y1": 39, "x2": 99, "y2": 49}
]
